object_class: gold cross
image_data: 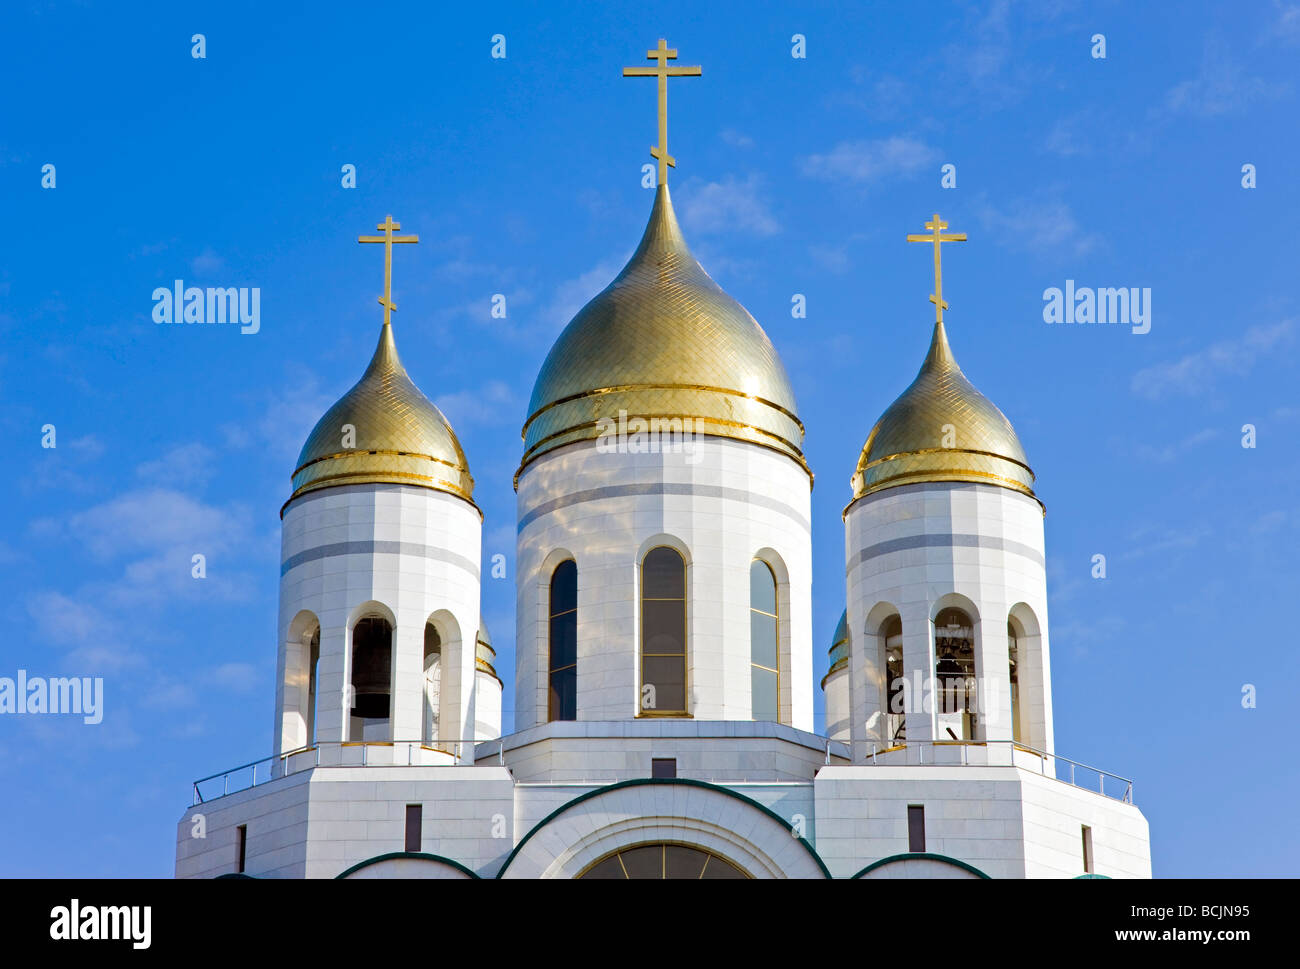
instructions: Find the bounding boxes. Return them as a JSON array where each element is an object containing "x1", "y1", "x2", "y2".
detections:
[
  {"x1": 907, "y1": 213, "x2": 967, "y2": 324},
  {"x1": 623, "y1": 38, "x2": 701, "y2": 186},
  {"x1": 358, "y1": 215, "x2": 419, "y2": 326}
]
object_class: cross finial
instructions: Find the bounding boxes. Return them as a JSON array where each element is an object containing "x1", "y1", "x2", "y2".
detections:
[
  {"x1": 906, "y1": 213, "x2": 967, "y2": 325},
  {"x1": 623, "y1": 38, "x2": 701, "y2": 186},
  {"x1": 358, "y1": 215, "x2": 419, "y2": 327}
]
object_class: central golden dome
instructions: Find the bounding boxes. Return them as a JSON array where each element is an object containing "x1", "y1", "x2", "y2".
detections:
[
  {"x1": 519, "y1": 185, "x2": 806, "y2": 481},
  {"x1": 850, "y1": 320, "x2": 1036, "y2": 506},
  {"x1": 286, "y1": 322, "x2": 475, "y2": 513}
]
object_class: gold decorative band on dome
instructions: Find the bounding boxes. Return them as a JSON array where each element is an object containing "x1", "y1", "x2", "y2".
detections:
[
  {"x1": 293, "y1": 447, "x2": 467, "y2": 477},
  {"x1": 820, "y1": 656, "x2": 848, "y2": 691},
  {"x1": 858, "y1": 445, "x2": 1036, "y2": 477},
  {"x1": 475, "y1": 656, "x2": 502, "y2": 685},
  {"x1": 282, "y1": 465, "x2": 479, "y2": 518},
  {"x1": 520, "y1": 382, "x2": 806, "y2": 441},
  {"x1": 513, "y1": 413, "x2": 813, "y2": 488}
]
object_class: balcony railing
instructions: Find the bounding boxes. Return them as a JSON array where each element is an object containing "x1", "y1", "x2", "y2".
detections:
[
  {"x1": 191, "y1": 738, "x2": 504, "y2": 805},
  {"x1": 859, "y1": 738, "x2": 1134, "y2": 804}
]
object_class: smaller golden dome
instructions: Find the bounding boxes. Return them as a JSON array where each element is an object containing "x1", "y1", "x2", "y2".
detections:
[
  {"x1": 475, "y1": 618, "x2": 500, "y2": 684},
  {"x1": 286, "y1": 322, "x2": 475, "y2": 512},
  {"x1": 850, "y1": 320, "x2": 1035, "y2": 506},
  {"x1": 821, "y1": 610, "x2": 849, "y2": 690}
]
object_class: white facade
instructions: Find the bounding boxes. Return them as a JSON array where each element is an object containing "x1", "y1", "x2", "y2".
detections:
[
  {"x1": 514, "y1": 436, "x2": 814, "y2": 730},
  {"x1": 273, "y1": 483, "x2": 490, "y2": 763},
  {"x1": 844, "y1": 481, "x2": 1053, "y2": 753}
]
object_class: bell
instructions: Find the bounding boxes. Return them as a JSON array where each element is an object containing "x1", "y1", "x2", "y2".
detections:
[{"x1": 351, "y1": 618, "x2": 392, "y2": 719}]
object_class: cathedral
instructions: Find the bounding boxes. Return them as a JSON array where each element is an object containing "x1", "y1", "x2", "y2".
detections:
[{"x1": 175, "y1": 41, "x2": 1151, "y2": 880}]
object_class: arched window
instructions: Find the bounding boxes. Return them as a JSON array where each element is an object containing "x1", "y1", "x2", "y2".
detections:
[
  {"x1": 749, "y1": 560, "x2": 778, "y2": 722},
  {"x1": 350, "y1": 616, "x2": 392, "y2": 742},
  {"x1": 934, "y1": 608, "x2": 975, "y2": 740},
  {"x1": 1007, "y1": 619, "x2": 1022, "y2": 744},
  {"x1": 548, "y1": 560, "x2": 577, "y2": 722},
  {"x1": 424, "y1": 622, "x2": 442, "y2": 743},
  {"x1": 306, "y1": 627, "x2": 320, "y2": 746},
  {"x1": 641, "y1": 547, "x2": 687, "y2": 715},
  {"x1": 578, "y1": 843, "x2": 749, "y2": 879},
  {"x1": 883, "y1": 616, "x2": 905, "y2": 740}
]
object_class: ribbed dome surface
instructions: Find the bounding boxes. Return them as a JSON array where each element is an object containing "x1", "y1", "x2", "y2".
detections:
[
  {"x1": 288, "y1": 322, "x2": 475, "y2": 510},
  {"x1": 520, "y1": 184, "x2": 806, "y2": 480},
  {"x1": 851, "y1": 320, "x2": 1034, "y2": 504}
]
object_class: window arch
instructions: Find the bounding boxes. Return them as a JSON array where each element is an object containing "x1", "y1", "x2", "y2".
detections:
[
  {"x1": 749, "y1": 560, "x2": 778, "y2": 722},
  {"x1": 350, "y1": 615, "x2": 392, "y2": 742},
  {"x1": 578, "y1": 842, "x2": 749, "y2": 879},
  {"x1": 548, "y1": 560, "x2": 577, "y2": 722},
  {"x1": 640, "y1": 546, "x2": 687, "y2": 716},
  {"x1": 424, "y1": 622, "x2": 442, "y2": 743},
  {"x1": 882, "y1": 615, "x2": 905, "y2": 740},
  {"x1": 306, "y1": 626, "x2": 320, "y2": 746},
  {"x1": 933, "y1": 607, "x2": 975, "y2": 740}
]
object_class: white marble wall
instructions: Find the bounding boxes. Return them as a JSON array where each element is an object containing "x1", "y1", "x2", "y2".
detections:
[
  {"x1": 812, "y1": 765, "x2": 1150, "y2": 879},
  {"x1": 274, "y1": 484, "x2": 482, "y2": 759},
  {"x1": 843, "y1": 482, "x2": 1053, "y2": 752},
  {"x1": 515, "y1": 437, "x2": 813, "y2": 729}
]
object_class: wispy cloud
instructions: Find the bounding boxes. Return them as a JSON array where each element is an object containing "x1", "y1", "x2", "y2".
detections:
[
  {"x1": 974, "y1": 193, "x2": 1101, "y2": 257},
  {"x1": 719, "y1": 128, "x2": 755, "y2": 149},
  {"x1": 1130, "y1": 320, "x2": 1295, "y2": 399},
  {"x1": 435, "y1": 379, "x2": 515, "y2": 427},
  {"x1": 800, "y1": 136, "x2": 937, "y2": 185},
  {"x1": 190, "y1": 248, "x2": 224, "y2": 275},
  {"x1": 1133, "y1": 427, "x2": 1218, "y2": 463},
  {"x1": 135, "y1": 442, "x2": 215, "y2": 487},
  {"x1": 1165, "y1": 41, "x2": 1290, "y2": 117},
  {"x1": 678, "y1": 174, "x2": 779, "y2": 237},
  {"x1": 540, "y1": 258, "x2": 622, "y2": 334}
]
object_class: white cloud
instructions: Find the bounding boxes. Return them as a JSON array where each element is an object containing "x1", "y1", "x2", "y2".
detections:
[
  {"x1": 209, "y1": 662, "x2": 261, "y2": 693},
  {"x1": 190, "y1": 248, "x2": 224, "y2": 275},
  {"x1": 1130, "y1": 320, "x2": 1295, "y2": 399},
  {"x1": 1165, "y1": 43, "x2": 1289, "y2": 117},
  {"x1": 1133, "y1": 427, "x2": 1218, "y2": 463},
  {"x1": 541, "y1": 258, "x2": 622, "y2": 334},
  {"x1": 435, "y1": 380, "x2": 515, "y2": 427},
  {"x1": 974, "y1": 194, "x2": 1101, "y2": 257},
  {"x1": 800, "y1": 137, "x2": 937, "y2": 185},
  {"x1": 719, "y1": 128, "x2": 755, "y2": 149},
  {"x1": 678, "y1": 174, "x2": 779, "y2": 237},
  {"x1": 135, "y1": 443, "x2": 215, "y2": 487}
]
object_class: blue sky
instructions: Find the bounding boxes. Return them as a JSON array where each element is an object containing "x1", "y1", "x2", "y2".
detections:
[{"x1": 1, "y1": 0, "x2": 1296, "y2": 877}]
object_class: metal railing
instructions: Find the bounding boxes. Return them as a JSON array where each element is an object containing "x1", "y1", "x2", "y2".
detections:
[
  {"x1": 192, "y1": 738, "x2": 505, "y2": 805},
  {"x1": 861, "y1": 738, "x2": 1133, "y2": 804}
]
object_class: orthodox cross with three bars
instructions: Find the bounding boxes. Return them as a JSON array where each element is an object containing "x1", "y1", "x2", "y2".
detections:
[
  {"x1": 907, "y1": 213, "x2": 966, "y2": 325},
  {"x1": 623, "y1": 38, "x2": 701, "y2": 186},
  {"x1": 358, "y1": 215, "x2": 419, "y2": 327}
]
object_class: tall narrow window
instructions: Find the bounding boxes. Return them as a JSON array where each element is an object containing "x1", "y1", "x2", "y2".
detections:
[
  {"x1": 548, "y1": 560, "x2": 577, "y2": 721},
  {"x1": 306, "y1": 627, "x2": 320, "y2": 746},
  {"x1": 350, "y1": 616, "x2": 392, "y2": 742},
  {"x1": 641, "y1": 547, "x2": 687, "y2": 715},
  {"x1": 1081, "y1": 825, "x2": 1094, "y2": 874},
  {"x1": 236, "y1": 824, "x2": 247, "y2": 874},
  {"x1": 884, "y1": 616, "x2": 905, "y2": 741},
  {"x1": 405, "y1": 805, "x2": 422, "y2": 853},
  {"x1": 907, "y1": 805, "x2": 926, "y2": 852},
  {"x1": 1008, "y1": 619, "x2": 1022, "y2": 744},
  {"x1": 934, "y1": 608, "x2": 976, "y2": 740},
  {"x1": 749, "y1": 560, "x2": 779, "y2": 722},
  {"x1": 423, "y1": 623, "x2": 442, "y2": 743}
]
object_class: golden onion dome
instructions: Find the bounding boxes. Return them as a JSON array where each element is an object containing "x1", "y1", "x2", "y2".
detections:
[
  {"x1": 286, "y1": 322, "x2": 476, "y2": 513},
  {"x1": 518, "y1": 184, "x2": 807, "y2": 483},
  {"x1": 821, "y1": 610, "x2": 850, "y2": 690},
  {"x1": 850, "y1": 320, "x2": 1036, "y2": 507},
  {"x1": 475, "y1": 618, "x2": 500, "y2": 684}
]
